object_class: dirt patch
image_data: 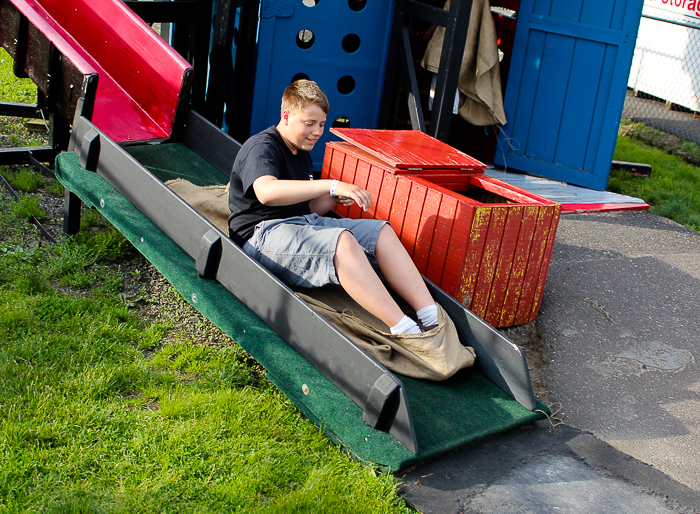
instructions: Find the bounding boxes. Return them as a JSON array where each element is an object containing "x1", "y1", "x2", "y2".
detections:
[{"x1": 499, "y1": 322, "x2": 550, "y2": 406}]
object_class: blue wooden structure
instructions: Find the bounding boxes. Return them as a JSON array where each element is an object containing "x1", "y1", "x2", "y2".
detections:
[
  {"x1": 248, "y1": 0, "x2": 394, "y2": 171},
  {"x1": 493, "y1": 0, "x2": 644, "y2": 191}
]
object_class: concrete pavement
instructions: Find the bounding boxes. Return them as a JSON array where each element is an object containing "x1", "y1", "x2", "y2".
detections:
[{"x1": 400, "y1": 210, "x2": 700, "y2": 513}]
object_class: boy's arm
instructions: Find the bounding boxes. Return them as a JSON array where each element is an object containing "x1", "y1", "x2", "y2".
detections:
[{"x1": 253, "y1": 175, "x2": 371, "y2": 212}]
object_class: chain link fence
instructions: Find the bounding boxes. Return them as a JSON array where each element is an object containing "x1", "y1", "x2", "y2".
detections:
[{"x1": 623, "y1": 13, "x2": 700, "y2": 145}]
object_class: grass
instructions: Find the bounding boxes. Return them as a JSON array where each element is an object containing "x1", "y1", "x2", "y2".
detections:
[
  {"x1": 0, "y1": 47, "x2": 411, "y2": 512},
  {"x1": 10, "y1": 194, "x2": 46, "y2": 221},
  {"x1": 612, "y1": 134, "x2": 700, "y2": 232},
  {"x1": 619, "y1": 118, "x2": 700, "y2": 167},
  {"x1": 0, "y1": 200, "x2": 410, "y2": 513},
  {"x1": 0, "y1": 50, "x2": 36, "y2": 105}
]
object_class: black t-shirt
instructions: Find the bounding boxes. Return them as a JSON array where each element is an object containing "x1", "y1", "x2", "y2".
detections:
[{"x1": 228, "y1": 126, "x2": 313, "y2": 245}]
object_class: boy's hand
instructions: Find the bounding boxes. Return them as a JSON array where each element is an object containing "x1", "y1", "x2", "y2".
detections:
[
  {"x1": 335, "y1": 182, "x2": 372, "y2": 211},
  {"x1": 336, "y1": 196, "x2": 356, "y2": 207}
]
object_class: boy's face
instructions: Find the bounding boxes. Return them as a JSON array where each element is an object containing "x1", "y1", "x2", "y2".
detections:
[{"x1": 280, "y1": 102, "x2": 326, "y2": 153}]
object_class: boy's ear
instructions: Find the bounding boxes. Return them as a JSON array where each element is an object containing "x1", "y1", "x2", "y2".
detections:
[{"x1": 282, "y1": 110, "x2": 290, "y2": 125}]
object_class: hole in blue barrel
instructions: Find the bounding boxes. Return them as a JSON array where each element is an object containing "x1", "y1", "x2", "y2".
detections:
[
  {"x1": 342, "y1": 34, "x2": 360, "y2": 53},
  {"x1": 332, "y1": 116, "x2": 351, "y2": 128},
  {"x1": 292, "y1": 73, "x2": 310, "y2": 83},
  {"x1": 296, "y1": 29, "x2": 315, "y2": 49},
  {"x1": 348, "y1": 0, "x2": 366, "y2": 11},
  {"x1": 337, "y1": 75, "x2": 356, "y2": 95},
  {"x1": 302, "y1": 0, "x2": 320, "y2": 5}
]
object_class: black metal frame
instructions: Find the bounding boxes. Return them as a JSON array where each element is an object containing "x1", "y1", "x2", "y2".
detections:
[
  {"x1": 382, "y1": 0, "x2": 474, "y2": 142},
  {"x1": 64, "y1": 110, "x2": 537, "y2": 453},
  {"x1": 125, "y1": 0, "x2": 213, "y2": 113}
]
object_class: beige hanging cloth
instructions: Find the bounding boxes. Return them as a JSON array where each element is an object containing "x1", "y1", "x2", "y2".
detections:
[{"x1": 421, "y1": 0, "x2": 507, "y2": 127}]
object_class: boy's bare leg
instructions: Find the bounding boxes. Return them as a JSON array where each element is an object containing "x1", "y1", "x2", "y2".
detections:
[
  {"x1": 374, "y1": 225, "x2": 435, "y2": 312},
  {"x1": 333, "y1": 231, "x2": 406, "y2": 328}
]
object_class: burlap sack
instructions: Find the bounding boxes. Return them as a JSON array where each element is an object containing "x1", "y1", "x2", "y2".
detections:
[
  {"x1": 298, "y1": 292, "x2": 476, "y2": 381},
  {"x1": 165, "y1": 178, "x2": 230, "y2": 233},
  {"x1": 166, "y1": 178, "x2": 476, "y2": 380}
]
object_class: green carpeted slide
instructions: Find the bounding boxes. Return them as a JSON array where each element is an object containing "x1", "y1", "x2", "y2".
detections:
[{"x1": 55, "y1": 146, "x2": 548, "y2": 471}]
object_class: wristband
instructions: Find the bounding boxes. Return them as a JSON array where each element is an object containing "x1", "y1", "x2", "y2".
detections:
[{"x1": 329, "y1": 179, "x2": 339, "y2": 197}]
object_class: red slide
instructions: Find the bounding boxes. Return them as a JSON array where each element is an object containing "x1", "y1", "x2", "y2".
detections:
[{"x1": 1, "y1": 0, "x2": 193, "y2": 143}]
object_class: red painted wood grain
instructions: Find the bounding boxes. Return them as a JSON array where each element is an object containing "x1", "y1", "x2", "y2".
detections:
[
  {"x1": 470, "y1": 206, "x2": 507, "y2": 319},
  {"x1": 441, "y1": 200, "x2": 475, "y2": 300},
  {"x1": 426, "y1": 194, "x2": 458, "y2": 287},
  {"x1": 375, "y1": 171, "x2": 397, "y2": 222},
  {"x1": 401, "y1": 181, "x2": 428, "y2": 258},
  {"x1": 498, "y1": 206, "x2": 539, "y2": 327},
  {"x1": 347, "y1": 158, "x2": 370, "y2": 219},
  {"x1": 413, "y1": 188, "x2": 442, "y2": 276},
  {"x1": 483, "y1": 207, "x2": 524, "y2": 327},
  {"x1": 528, "y1": 206, "x2": 562, "y2": 322},
  {"x1": 514, "y1": 207, "x2": 555, "y2": 325},
  {"x1": 363, "y1": 164, "x2": 384, "y2": 219},
  {"x1": 456, "y1": 207, "x2": 491, "y2": 309},
  {"x1": 330, "y1": 128, "x2": 486, "y2": 170},
  {"x1": 388, "y1": 177, "x2": 412, "y2": 240}
]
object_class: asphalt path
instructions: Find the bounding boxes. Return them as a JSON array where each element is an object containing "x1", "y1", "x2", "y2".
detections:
[{"x1": 400, "y1": 210, "x2": 700, "y2": 513}]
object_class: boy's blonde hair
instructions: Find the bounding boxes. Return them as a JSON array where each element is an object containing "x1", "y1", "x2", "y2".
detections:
[{"x1": 281, "y1": 79, "x2": 329, "y2": 117}]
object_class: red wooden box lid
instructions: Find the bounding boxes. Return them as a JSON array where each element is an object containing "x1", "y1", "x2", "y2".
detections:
[{"x1": 330, "y1": 128, "x2": 486, "y2": 171}]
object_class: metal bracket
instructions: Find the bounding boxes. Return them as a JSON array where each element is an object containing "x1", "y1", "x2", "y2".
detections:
[
  {"x1": 196, "y1": 229, "x2": 223, "y2": 279},
  {"x1": 79, "y1": 128, "x2": 101, "y2": 172},
  {"x1": 362, "y1": 373, "x2": 402, "y2": 431}
]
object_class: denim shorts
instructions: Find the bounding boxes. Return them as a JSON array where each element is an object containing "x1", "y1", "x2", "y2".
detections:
[{"x1": 243, "y1": 213, "x2": 388, "y2": 288}]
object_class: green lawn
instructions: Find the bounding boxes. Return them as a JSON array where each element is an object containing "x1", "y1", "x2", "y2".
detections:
[
  {"x1": 0, "y1": 47, "x2": 411, "y2": 513},
  {"x1": 612, "y1": 134, "x2": 700, "y2": 232}
]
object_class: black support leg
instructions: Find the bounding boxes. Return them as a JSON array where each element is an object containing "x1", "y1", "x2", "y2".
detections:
[{"x1": 63, "y1": 189, "x2": 81, "y2": 235}]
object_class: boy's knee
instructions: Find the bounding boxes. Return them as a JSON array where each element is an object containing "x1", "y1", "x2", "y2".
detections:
[{"x1": 336, "y1": 230, "x2": 361, "y2": 254}]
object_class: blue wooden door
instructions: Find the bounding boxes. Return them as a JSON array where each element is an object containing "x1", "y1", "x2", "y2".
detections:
[
  {"x1": 249, "y1": 0, "x2": 394, "y2": 172},
  {"x1": 494, "y1": 0, "x2": 643, "y2": 190}
]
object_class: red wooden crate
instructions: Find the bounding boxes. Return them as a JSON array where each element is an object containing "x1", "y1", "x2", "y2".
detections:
[{"x1": 322, "y1": 133, "x2": 561, "y2": 328}]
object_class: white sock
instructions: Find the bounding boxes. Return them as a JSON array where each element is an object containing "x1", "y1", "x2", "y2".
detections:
[
  {"x1": 390, "y1": 315, "x2": 421, "y2": 335},
  {"x1": 416, "y1": 304, "x2": 438, "y2": 328}
]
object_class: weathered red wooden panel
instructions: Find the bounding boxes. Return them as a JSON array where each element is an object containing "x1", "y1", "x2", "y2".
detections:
[
  {"x1": 483, "y1": 207, "x2": 524, "y2": 327},
  {"x1": 470, "y1": 207, "x2": 508, "y2": 319},
  {"x1": 347, "y1": 158, "x2": 370, "y2": 220},
  {"x1": 457, "y1": 208, "x2": 492, "y2": 309},
  {"x1": 321, "y1": 143, "x2": 335, "y2": 179},
  {"x1": 470, "y1": 176, "x2": 549, "y2": 205},
  {"x1": 375, "y1": 171, "x2": 397, "y2": 222},
  {"x1": 405, "y1": 173, "x2": 472, "y2": 192},
  {"x1": 337, "y1": 152, "x2": 356, "y2": 218},
  {"x1": 330, "y1": 128, "x2": 486, "y2": 170},
  {"x1": 413, "y1": 188, "x2": 442, "y2": 276},
  {"x1": 363, "y1": 164, "x2": 384, "y2": 219},
  {"x1": 425, "y1": 193, "x2": 458, "y2": 286},
  {"x1": 401, "y1": 181, "x2": 428, "y2": 258},
  {"x1": 441, "y1": 200, "x2": 475, "y2": 300},
  {"x1": 528, "y1": 207, "x2": 561, "y2": 321},
  {"x1": 388, "y1": 177, "x2": 412, "y2": 239},
  {"x1": 498, "y1": 206, "x2": 539, "y2": 327},
  {"x1": 514, "y1": 207, "x2": 555, "y2": 325}
]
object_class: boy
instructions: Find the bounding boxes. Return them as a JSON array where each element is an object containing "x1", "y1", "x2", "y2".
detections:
[{"x1": 228, "y1": 80, "x2": 438, "y2": 335}]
